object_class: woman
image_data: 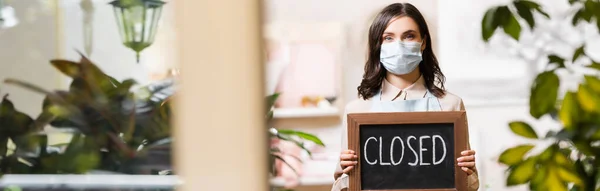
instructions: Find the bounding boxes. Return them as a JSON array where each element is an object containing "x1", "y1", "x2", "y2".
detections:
[{"x1": 331, "y1": 3, "x2": 479, "y2": 191}]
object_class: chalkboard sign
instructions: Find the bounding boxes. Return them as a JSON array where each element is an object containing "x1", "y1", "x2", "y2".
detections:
[{"x1": 347, "y1": 112, "x2": 467, "y2": 191}]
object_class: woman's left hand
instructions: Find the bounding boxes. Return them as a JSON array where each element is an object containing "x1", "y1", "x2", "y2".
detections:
[{"x1": 457, "y1": 150, "x2": 476, "y2": 175}]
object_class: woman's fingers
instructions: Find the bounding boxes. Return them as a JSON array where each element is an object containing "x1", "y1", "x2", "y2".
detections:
[
  {"x1": 461, "y1": 167, "x2": 474, "y2": 175},
  {"x1": 342, "y1": 165, "x2": 355, "y2": 174},
  {"x1": 457, "y1": 155, "x2": 475, "y2": 162},
  {"x1": 340, "y1": 150, "x2": 358, "y2": 161},
  {"x1": 340, "y1": 150, "x2": 358, "y2": 172},
  {"x1": 461, "y1": 150, "x2": 476, "y2": 156},
  {"x1": 340, "y1": 161, "x2": 358, "y2": 167},
  {"x1": 457, "y1": 162, "x2": 476, "y2": 168},
  {"x1": 340, "y1": 153, "x2": 358, "y2": 160},
  {"x1": 457, "y1": 150, "x2": 476, "y2": 175}
]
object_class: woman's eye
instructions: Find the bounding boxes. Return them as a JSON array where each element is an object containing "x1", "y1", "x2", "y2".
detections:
[
  {"x1": 384, "y1": 36, "x2": 393, "y2": 41},
  {"x1": 405, "y1": 34, "x2": 415, "y2": 40}
]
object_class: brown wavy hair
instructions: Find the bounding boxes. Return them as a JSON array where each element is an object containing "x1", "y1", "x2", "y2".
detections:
[{"x1": 357, "y1": 3, "x2": 445, "y2": 100}]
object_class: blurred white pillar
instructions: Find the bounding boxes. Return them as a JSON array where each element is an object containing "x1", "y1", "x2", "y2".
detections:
[{"x1": 174, "y1": 0, "x2": 267, "y2": 191}]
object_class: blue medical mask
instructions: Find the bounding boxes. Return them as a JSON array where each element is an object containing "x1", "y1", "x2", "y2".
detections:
[{"x1": 379, "y1": 41, "x2": 423, "y2": 75}]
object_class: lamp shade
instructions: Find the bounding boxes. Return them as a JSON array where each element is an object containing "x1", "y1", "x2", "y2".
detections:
[{"x1": 110, "y1": 0, "x2": 166, "y2": 63}]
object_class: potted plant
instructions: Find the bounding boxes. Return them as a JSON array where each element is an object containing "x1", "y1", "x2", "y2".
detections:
[
  {"x1": 0, "y1": 54, "x2": 175, "y2": 190},
  {"x1": 266, "y1": 93, "x2": 326, "y2": 191}
]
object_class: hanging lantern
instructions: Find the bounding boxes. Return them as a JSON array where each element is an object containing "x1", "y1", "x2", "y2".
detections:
[
  {"x1": 110, "y1": 0, "x2": 166, "y2": 63},
  {"x1": 81, "y1": 0, "x2": 95, "y2": 56}
]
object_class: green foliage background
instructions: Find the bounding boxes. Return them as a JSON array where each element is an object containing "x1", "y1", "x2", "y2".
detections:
[{"x1": 482, "y1": 0, "x2": 600, "y2": 190}]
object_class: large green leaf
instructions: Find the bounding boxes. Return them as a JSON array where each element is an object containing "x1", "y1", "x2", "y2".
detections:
[
  {"x1": 572, "y1": 46, "x2": 585, "y2": 62},
  {"x1": 530, "y1": 71, "x2": 560, "y2": 118},
  {"x1": 584, "y1": 1, "x2": 597, "y2": 15},
  {"x1": 582, "y1": 4, "x2": 594, "y2": 22},
  {"x1": 571, "y1": 4, "x2": 594, "y2": 25},
  {"x1": 509, "y1": 121, "x2": 538, "y2": 139},
  {"x1": 277, "y1": 129, "x2": 325, "y2": 146},
  {"x1": 50, "y1": 60, "x2": 80, "y2": 78},
  {"x1": 514, "y1": 1, "x2": 535, "y2": 29},
  {"x1": 507, "y1": 157, "x2": 537, "y2": 186},
  {"x1": 107, "y1": 79, "x2": 137, "y2": 98},
  {"x1": 535, "y1": 8, "x2": 550, "y2": 18},
  {"x1": 572, "y1": 10, "x2": 583, "y2": 25},
  {"x1": 0, "y1": 95, "x2": 34, "y2": 137},
  {"x1": 75, "y1": 54, "x2": 116, "y2": 97},
  {"x1": 584, "y1": 75, "x2": 600, "y2": 94},
  {"x1": 503, "y1": 12, "x2": 522, "y2": 40},
  {"x1": 265, "y1": 93, "x2": 280, "y2": 113},
  {"x1": 61, "y1": 134, "x2": 100, "y2": 173},
  {"x1": 576, "y1": 84, "x2": 600, "y2": 113},
  {"x1": 553, "y1": 151, "x2": 574, "y2": 169},
  {"x1": 557, "y1": 166, "x2": 583, "y2": 186},
  {"x1": 4, "y1": 79, "x2": 73, "y2": 108},
  {"x1": 499, "y1": 144, "x2": 535, "y2": 165},
  {"x1": 559, "y1": 92, "x2": 580, "y2": 129},
  {"x1": 519, "y1": 0, "x2": 549, "y2": 18},
  {"x1": 546, "y1": 167, "x2": 569, "y2": 191},
  {"x1": 530, "y1": 165, "x2": 548, "y2": 190},
  {"x1": 482, "y1": 7, "x2": 500, "y2": 41},
  {"x1": 107, "y1": 75, "x2": 121, "y2": 87},
  {"x1": 589, "y1": 62, "x2": 600, "y2": 70},
  {"x1": 539, "y1": 144, "x2": 558, "y2": 162}
]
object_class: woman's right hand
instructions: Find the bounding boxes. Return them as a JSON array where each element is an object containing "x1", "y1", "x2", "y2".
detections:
[{"x1": 340, "y1": 150, "x2": 358, "y2": 174}]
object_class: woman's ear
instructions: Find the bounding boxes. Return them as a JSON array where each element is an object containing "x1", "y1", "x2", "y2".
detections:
[{"x1": 421, "y1": 38, "x2": 427, "y2": 52}]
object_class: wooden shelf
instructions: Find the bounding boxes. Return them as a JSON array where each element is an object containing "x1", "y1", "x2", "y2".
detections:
[{"x1": 273, "y1": 107, "x2": 339, "y2": 118}]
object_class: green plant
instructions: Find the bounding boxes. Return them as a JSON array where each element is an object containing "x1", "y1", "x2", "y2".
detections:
[
  {"x1": 482, "y1": 0, "x2": 600, "y2": 190},
  {"x1": 0, "y1": 54, "x2": 173, "y2": 176},
  {"x1": 266, "y1": 93, "x2": 325, "y2": 177},
  {"x1": 0, "y1": 94, "x2": 37, "y2": 174}
]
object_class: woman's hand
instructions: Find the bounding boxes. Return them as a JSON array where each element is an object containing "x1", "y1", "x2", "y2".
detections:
[
  {"x1": 340, "y1": 150, "x2": 358, "y2": 174},
  {"x1": 457, "y1": 150, "x2": 476, "y2": 175}
]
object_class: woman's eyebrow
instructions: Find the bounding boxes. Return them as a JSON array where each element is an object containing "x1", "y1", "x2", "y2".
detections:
[{"x1": 402, "y1": 30, "x2": 417, "y2": 35}]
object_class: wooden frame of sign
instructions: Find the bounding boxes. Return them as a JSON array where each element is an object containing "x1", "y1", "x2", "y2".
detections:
[{"x1": 347, "y1": 111, "x2": 468, "y2": 191}]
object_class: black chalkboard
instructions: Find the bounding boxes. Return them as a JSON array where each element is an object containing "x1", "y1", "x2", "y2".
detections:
[{"x1": 359, "y1": 123, "x2": 455, "y2": 190}]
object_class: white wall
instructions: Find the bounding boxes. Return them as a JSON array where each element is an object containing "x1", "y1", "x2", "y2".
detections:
[{"x1": 0, "y1": 0, "x2": 60, "y2": 117}]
